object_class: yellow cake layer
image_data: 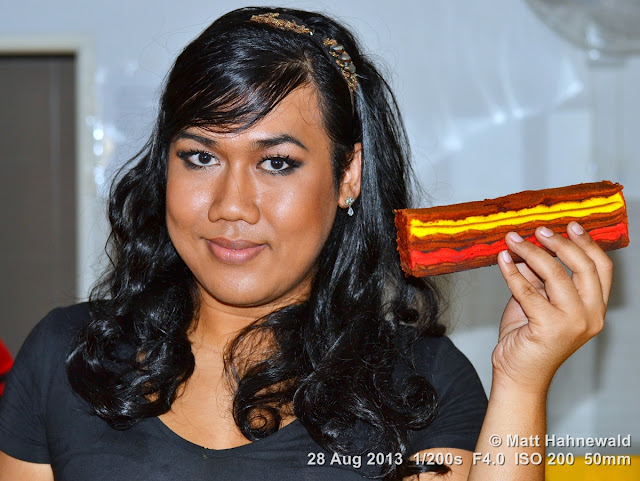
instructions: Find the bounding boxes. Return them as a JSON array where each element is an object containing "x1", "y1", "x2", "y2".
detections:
[
  {"x1": 409, "y1": 193, "x2": 624, "y2": 238},
  {"x1": 545, "y1": 455, "x2": 640, "y2": 481}
]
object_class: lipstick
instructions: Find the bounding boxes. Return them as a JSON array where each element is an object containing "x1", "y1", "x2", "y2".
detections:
[{"x1": 206, "y1": 237, "x2": 267, "y2": 265}]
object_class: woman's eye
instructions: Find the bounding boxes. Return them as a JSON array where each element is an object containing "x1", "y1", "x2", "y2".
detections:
[
  {"x1": 178, "y1": 150, "x2": 218, "y2": 167},
  {"x1": 259, "y1": 156, "x2": 298, "y2": 173}
]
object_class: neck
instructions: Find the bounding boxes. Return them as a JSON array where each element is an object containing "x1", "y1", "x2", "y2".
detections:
[
  {"x1": 189, "y1": 298, "x2": 265, "y2": 356},
  {"x1": 189, "y1": 283, "x2": 309, "y2": 356}
]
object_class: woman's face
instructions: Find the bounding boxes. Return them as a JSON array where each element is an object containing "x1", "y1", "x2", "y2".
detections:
[{"x1": 166, "y1": 85, "x2": 361, "y2": 312}]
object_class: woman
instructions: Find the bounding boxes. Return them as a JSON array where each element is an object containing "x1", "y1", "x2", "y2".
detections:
[{"x1": 0, "y1": 7, "x2": 611, "y2": 481}]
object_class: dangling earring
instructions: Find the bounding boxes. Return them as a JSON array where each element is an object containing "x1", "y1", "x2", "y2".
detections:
[{"x1": 345, "y1": 197, "x2": 355, "y2": 216}]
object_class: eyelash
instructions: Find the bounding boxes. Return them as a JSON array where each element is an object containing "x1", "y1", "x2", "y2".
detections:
[
  {"x1": 258, "y1": 154, "x2": 301, "y2": 175},
  {"x1": 177, "y1": 150, "x2": 217, "y2": 169},
  {"x1": 176, "y1": 149, "x2": 301, "y2": 175}
]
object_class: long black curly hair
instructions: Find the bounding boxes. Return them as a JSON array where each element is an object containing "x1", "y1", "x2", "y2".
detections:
[{"x1": 66, "y1": 6, "x2": 449, "y2": 479}]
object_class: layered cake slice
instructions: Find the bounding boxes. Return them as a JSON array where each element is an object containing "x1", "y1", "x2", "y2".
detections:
[{"x1": 395, "y1": 181, "x2": 629, "y2": 277}]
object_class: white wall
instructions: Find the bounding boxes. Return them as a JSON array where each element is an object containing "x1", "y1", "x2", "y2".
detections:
[{"x1": 2, "y1": 0, "x2": 638, "y2": 451}]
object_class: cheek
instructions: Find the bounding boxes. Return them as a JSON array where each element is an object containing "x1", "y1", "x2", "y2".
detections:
[
  {"x1": 165, "y1": 167, "x2": 209, "y2": 242},
  {"x1": 266, "y1": 175, "x2": 337, "y2": 254}
]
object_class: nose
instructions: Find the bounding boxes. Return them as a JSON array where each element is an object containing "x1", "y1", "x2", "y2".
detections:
[{"x1": 208, "y1": 165, "x2": 260, "y2": 225}]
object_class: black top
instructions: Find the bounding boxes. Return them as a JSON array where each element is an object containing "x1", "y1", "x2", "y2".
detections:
[{"x1": 0, "y1": 303, "x2": 487, "y2": 480}]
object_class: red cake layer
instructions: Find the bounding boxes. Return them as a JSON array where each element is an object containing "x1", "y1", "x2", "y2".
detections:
[{"x1": 409, "y1": 222, "x2": 629, "y2": 276}]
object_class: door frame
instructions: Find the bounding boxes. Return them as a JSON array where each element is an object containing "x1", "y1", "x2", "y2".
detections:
[{"x1": 0, "y1": 35, "x2": 97, "y2": 300}]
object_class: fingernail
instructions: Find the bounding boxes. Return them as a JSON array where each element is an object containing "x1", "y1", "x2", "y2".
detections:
[
  {"x1": 508, "y1": 232, "x2": 524, "y2": 242},
  {"x1": 539, "y1": 226, "x2": 554, "y2": 237},
  {"x1": 500, "y1": 250, "x2": 513, "y2": 263},
  {"x1": 570, "y1": 222, "x2": 585, "y2": 235}
]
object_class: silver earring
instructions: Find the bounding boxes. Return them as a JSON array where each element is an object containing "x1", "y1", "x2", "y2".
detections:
[{"x1": 345, "y1": 197, "x2": 354, "y2": 216}]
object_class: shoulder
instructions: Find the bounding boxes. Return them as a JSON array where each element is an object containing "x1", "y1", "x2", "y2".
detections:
[
  {"x1": 39, "y1": 301, "x2": 88, "y2": 326},
  {"x1": 0, "y1": 303, "x2": 91, "y2": 463},
  {"x1": 396, "y1": 326, "x2": 488, "y2": 452},
  {"x1": 19, "y1": 302, "x2": 90, "y2": 363},
  {"x1": 32, "y1": 302, "x2": 90, "y2": 338},
  {"x1": 397, "y1": 325, "x2": 476, "y2": 383}
]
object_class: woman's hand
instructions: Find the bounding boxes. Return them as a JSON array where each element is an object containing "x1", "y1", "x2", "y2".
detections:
[{"x1": 492, "y1": 221, "x2": 613, "y2": 393}]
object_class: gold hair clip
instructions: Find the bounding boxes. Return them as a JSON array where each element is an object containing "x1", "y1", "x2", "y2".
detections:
[
  {"x1": 250, "y1": 12, "x2": 312, "y2": 35},
  {"x1": 250, "y1": 12, "x2": 358, "y2": 94},
  {"x1": 323, "y1": 38, "x2": 357, "y2": 94}
]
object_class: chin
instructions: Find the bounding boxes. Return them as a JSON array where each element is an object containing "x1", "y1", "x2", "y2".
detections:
[{"x1": 199, "y1": 279, "x2": 285, "y2": 308}]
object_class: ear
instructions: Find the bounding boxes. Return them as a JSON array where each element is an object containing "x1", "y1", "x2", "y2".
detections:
[{"x1": 338, "y1": 143, "x2": 362, "y2": 208}]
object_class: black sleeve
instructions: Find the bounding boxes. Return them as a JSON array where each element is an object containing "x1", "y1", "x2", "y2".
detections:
[
  {"x1": 407, "y1": 336, "x2": 488, "y2": 454},
  {"x1": 0, "y1": 308, "x2": 62, "y2": 463}
]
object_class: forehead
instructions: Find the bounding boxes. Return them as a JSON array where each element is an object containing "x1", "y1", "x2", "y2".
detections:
[
  {"x1": 252, "y1": 84, "x2": 324, "y2": 132},
  {"x1": 175, "y1": 85, "x2": 330, "y2": 149}
]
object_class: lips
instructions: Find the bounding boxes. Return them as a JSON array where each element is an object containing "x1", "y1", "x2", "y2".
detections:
[{"x1": 206, "y1": 237, "x2": 267, "y2": 265}]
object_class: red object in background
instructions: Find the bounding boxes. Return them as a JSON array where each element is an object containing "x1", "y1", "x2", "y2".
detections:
[{"x1": 0, "y1": 338, "x2": 12, "y2": 397}]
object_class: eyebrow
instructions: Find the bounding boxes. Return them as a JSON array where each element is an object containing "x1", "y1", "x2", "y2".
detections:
[
  {"x1": 253, "y1": 134, "x2": 308, "y2": 151},
  {"x1": 174, "y1": 131, "x2": 308, "y2": 151}
]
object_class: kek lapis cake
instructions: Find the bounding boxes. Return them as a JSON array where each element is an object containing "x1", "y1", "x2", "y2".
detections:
[{"x1": 395, "y1": 181, "x2": 629, "y2": 276}]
